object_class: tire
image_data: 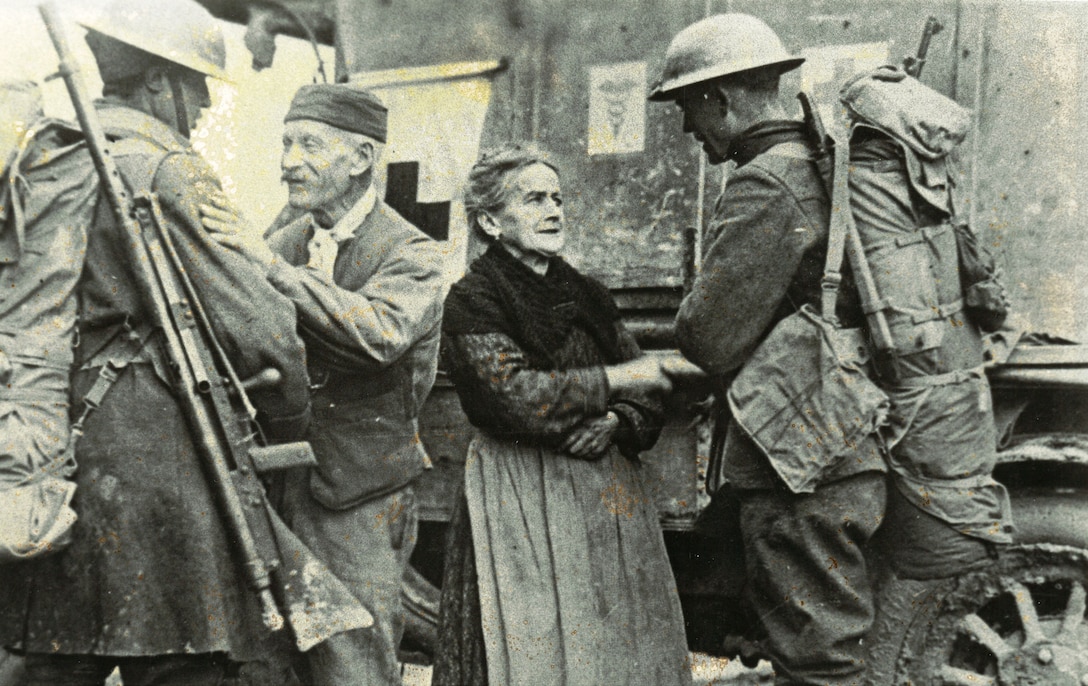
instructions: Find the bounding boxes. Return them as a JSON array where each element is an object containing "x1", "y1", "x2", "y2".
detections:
[
  {"x1": 867, "y1": 492, "x2": 1088, "y2": 685},
  {"x1": 891, "y1": 544, "x2": 1088, "y2": 685},
  {"x1": 1009, "y1": 490, "x2": 1088, "y2": 549}
]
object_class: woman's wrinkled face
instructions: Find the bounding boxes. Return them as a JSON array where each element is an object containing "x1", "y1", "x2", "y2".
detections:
[{"x1": 485, "y1": 163, "x2": 565, "y2": 263}]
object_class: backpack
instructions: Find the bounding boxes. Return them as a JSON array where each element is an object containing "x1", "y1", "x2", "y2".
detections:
[
  {"x1": 836, "y1": 66, "x2": 1009, "y2": 382},
  {"x1": 0, "y1": 82, "x2": 96, "y2": 561}
]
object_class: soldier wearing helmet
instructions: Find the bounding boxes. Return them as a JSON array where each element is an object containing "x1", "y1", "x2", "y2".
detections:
[
  {"x1": 652, "y1": 15, "x2": 886, "y2": 686},
  {"x1": 0, "y1": 0, "x2": 312, "y2": 683}
]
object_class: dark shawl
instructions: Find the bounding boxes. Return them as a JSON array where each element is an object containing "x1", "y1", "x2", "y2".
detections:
[{"x1": 442, "y1": 243, "x2": 623, "y2": 369}]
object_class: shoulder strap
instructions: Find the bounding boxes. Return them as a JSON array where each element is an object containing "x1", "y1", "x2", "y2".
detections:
[
  {"x1": 818, "y1": 133, "x2": 850, "y2": 323},
  {"x1": 825, "y1": 123, "x2": 895, "y2": 350}
]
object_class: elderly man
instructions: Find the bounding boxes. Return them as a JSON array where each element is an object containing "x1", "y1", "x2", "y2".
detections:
[
  {"x1": 649, "y1": 15, "x2": 886, "y2": 686},
  {"x1": 0, "y1": 0, "x2": 312, "y2": 684},
  {"x1": 204, "y1": 84, "x2": 445, "y2": 685}
]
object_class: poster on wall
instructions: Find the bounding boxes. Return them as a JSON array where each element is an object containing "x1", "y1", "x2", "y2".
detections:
[
  {"x1": 352, "y1": 61, "x2": 500, "y2": 282},
  {"x1": 587, "y1": 61, "x2": 646, "y2": 156}
]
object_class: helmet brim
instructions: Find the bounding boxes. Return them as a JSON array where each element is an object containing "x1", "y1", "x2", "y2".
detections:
[
  {"x1": 648, "y1": 57, "x2": 805, "y2": 102},
  {"x1": 79, "y1": 20, "x2": 234, "y2": 85}
]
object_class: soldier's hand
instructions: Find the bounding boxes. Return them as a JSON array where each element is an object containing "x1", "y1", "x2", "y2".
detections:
[
  {"x1": 658, "y1": 351, "x2": 703, "y2": 382},
  {"x1": 200, "y1": 193, "x2": 277, "y2": 271}
]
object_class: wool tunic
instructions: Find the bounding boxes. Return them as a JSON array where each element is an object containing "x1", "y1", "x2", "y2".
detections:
[{"x1": 0, "y1": 103, "x2": 311, "y2": 660}]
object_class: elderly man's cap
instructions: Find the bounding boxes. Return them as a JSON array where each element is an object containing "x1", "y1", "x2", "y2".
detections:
[{"x1": 285, "y1": 84, "x2": 388, "y2": 143}]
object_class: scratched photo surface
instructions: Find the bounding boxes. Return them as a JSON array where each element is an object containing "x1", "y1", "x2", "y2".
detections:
[{"x1": 1, "y1": 1, "x2": 1087, "y2": 685}]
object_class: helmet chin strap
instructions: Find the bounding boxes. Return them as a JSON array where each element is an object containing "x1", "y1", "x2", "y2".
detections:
[{"x1": 167, "y1": 71, "x2": 190, "y2": 136}]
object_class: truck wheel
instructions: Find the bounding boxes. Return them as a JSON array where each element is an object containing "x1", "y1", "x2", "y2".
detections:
[{"x1": 888, "y1": 544, "x2": 1088, "y2": 685}]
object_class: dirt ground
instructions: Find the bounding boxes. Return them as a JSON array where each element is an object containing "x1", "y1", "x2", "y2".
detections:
[{"x1": 400, "y1": 654, "x2": 776, "y2": 685}]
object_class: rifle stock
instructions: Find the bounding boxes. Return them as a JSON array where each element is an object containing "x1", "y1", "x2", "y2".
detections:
[
  {"x1": 39, "y1": 2, "x2": 371, "y2": 646},
  {"x1": 903, "y1": 16, "x2": 944, "y2": 79}
]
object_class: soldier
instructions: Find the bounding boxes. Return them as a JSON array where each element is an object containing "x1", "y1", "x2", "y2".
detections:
[
  {"x1": 202, "y1": 83, "x2": 445, "y2": 685},
  {"x1": 649, "y1": 15, "x2": 886, "y2": 686},
  {"x1": 0, "y1": 0, "x2": 312, "y2": 684},
  {"x1": 651, "y1": 14, "x2": 1014, "y2": 686}
]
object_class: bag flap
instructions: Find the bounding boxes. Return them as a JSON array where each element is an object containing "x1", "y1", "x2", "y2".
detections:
[
  {"x1": 840, "y1": 66, "x2": 971, "y2": 161},
  {"x1": 727, "y1": 307, "x2": 889, "y2": 493}
]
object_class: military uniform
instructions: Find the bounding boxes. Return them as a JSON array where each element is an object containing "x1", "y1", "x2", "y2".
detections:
[
  {"x1": 0, "y1": 102, "x2": 311, "y2": 681},
  {"x1": 676, "y1": 120, "x2": 887, "y2": 686}
]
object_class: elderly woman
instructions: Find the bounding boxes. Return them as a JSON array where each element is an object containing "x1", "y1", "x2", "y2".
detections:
[{"x1": 433, "y1": 144, "x2": 691, "y2": 686}]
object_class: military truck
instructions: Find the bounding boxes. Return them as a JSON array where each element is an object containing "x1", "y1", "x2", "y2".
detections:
[{"x1": 189, "y1": 0, "x2": 1088, "y2": 681}]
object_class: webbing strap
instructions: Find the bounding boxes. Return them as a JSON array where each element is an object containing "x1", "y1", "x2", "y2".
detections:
[
  {"x1": 68, "y1": 321, "x2": 156, "y2": 451},
  {"x1": 892, "y1": 365, "x2": 984, "y2": 389},
  {"x1": 819, "y1": 135, "x2": 852, "y2": 322},
  {"x1": 0, "y1": 390, "x2": 67, "y2": 404},
  {"x1": 910, "y1": 298, "x2": 964, "y2": 324},
  {"x1": 870, "y1": 298, "x2": 965, "y2": 322},
  {"x1": 894, "y1": 222, "x2": 953, "y2": 247}
]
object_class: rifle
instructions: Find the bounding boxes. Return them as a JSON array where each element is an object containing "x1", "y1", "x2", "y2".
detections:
[
  {"x1": 797, "y1": 91, "x2": 832, "y2": 191},
  {"x1": 39, "y1": 2, "x2": 371, "y2": 648},
  {"x1": 903, "y1": 16, "x2": 944, "y2": 79},
  {"x1": 797, "y1": 90, "x2": 897, "y2": 372}
]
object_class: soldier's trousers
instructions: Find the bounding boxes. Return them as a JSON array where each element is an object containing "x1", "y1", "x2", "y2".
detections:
[{"x1": 738, "y1": 472, "x2": 886, "y2": 686}]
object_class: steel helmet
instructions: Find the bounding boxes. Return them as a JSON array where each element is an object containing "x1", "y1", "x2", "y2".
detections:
[
  {"x1": 80, "y1": 0, "x2": 231, "y2": 83},
  {"x1": 648, "y1": 14, "x2": 804, "y2": 101}
]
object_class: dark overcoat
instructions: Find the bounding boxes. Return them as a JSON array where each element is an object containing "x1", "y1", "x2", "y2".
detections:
[{"x1": 0, "y1": 102, "x2": 311, "y2": 660}]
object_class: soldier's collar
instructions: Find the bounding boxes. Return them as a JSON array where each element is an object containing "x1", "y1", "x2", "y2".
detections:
[{"x1": 726, "y1": 119, "x2": 808, "y2": 167}]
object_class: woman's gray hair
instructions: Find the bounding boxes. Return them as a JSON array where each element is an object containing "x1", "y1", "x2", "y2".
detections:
[{"x1": 464, "y1": 143, "x2": 559, "y2": 240}]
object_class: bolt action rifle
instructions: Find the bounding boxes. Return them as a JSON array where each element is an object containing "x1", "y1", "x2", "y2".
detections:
[{"x1": 39, "y1": 2, "x2": 371, "y2": 649}]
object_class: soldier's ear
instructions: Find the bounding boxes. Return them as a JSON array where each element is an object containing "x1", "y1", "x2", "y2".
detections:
[{"x1": 144, "y1": 65, "x2": 169, "y2": 94}]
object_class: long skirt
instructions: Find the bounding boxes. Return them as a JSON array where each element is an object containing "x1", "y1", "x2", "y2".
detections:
[{"x1": 434, "y1": 433, "x2": 691, "y2": 686}]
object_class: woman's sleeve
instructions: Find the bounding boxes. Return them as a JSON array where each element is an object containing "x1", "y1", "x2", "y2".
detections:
[
  {"x1": 441, "y1": 331, "x2": 609, "y2": 442},
  {"x1": 608, "y1": 324, "x2": 665, "y2": 457}
]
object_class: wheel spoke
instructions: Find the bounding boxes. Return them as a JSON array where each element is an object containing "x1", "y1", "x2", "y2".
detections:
[
  {"x1": 1059, "y1": 582, "x2": 1086, "y2": 637},
  {"x1": 960, "y1": 613, "x2": 1014, "y2": 660},
  {"x1": 939, "y1": 664, "x2": 997, "y2": 686},
  {"x1": 1007, "y1": 580, "x2": 1047, "y2": 645}
]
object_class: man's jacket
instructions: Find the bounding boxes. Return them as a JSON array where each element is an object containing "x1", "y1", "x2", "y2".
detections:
[{"x1": 265, "y1": 198, "x2": 445, "y2": 509}]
